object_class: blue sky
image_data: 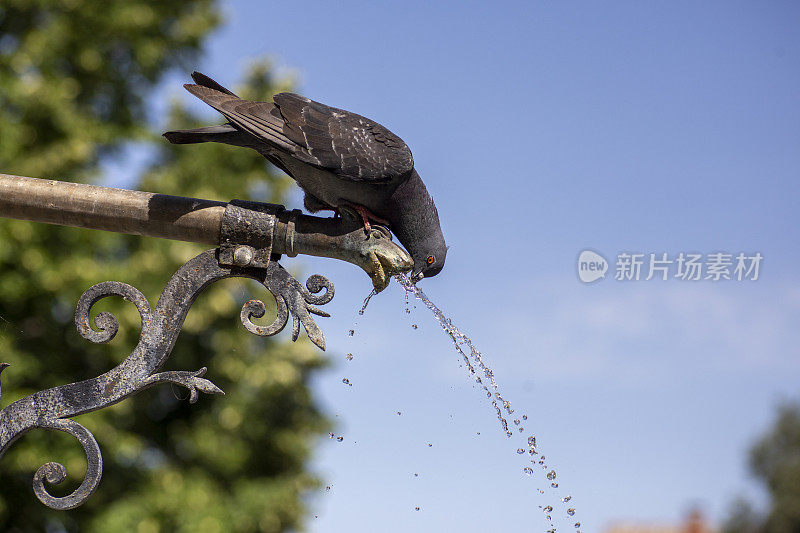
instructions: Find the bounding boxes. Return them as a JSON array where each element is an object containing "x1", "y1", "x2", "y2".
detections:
[{"x1": 146, "y1": 2, "x2": 799, "y2": 530}]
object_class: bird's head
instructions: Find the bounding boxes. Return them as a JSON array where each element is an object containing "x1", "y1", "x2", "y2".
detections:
[
  {"x1": 410, "y1": 239, "x2": 448, "y2": 283},
  {"x1": 389, "y1": 168, "x2": 448, "y2": 283}
]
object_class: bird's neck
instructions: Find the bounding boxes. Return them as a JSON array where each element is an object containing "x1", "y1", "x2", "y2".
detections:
[{"x1": 388, "y1": 170, "x2": 444, "y2": 254}]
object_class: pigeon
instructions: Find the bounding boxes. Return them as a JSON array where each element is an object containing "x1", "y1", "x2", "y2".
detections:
[{"x1": 163, "y1": 72, "x2": 446, "y2": 282}]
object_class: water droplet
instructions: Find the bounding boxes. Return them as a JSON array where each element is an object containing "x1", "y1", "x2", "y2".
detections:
[
  {"x1": 396, "y1": 411, "x2": 402, "y2": 415},
  {"x1": 506, "y1": 431, "x2": 513, "y2": 437},
  {"x1": 567, "y1": 508, "x2": 575, "y2": 516},
  {"x1": 544, "y1": 505, "x2": 553, "y2": 513},
  {"x1": 342, "y1": 378, "x2": 352, "y2": 386},
  {"x1": 325, "y1": 486, "x2": 331, "y2": 491},
  {"x1": 562, "y1": 495, "x2": 572, "y2": 503},
  {"x1": 529, "y1": 448, "x2": 538, "y2": 455},
  {"x1": 411, "y1": 324, "x2": 418, "y2": 329},
  {"x1": 427, "y1": 443, "x2": 432, "y2": 447},
  {"x1": 414, "y1": 507, "x2": 420, "y2": 511},
  {"x1": 523, "y1": 467, "x2": 533, "y2": 476},
  {"x1": 522, "y1": 414, "x2": 528, "y2": 420},
  {"x1": 575, "y1": 523, "x2": 581, "y2": 528},
  {"x1": 551, "y1": 482, "x2": 559, "y2": 488},
  {"x1": 547, "y1": 470, "x2": 556, "y2": 481},
  {"x1": 346, "y1": 353, "x2": 354, "y2": 361},
  {"x1": 348, "y1": 329, "x2": 354, "y2": 336},
  {"x1": 328, "y1": 432, "x2": 334, "y2": 439},
  {"x1": 514, "y1": 419, "x2": 521, "y2": 425},
  {"x1": 414, "y1": 473, "x2": 419, "y2": 477},
  {"x1": 528, "y1": 436, "x2": 536, "y2": 447},
  {"x1": 516, "y1": 448, "x2": 525, "y2": 454},
  {"x1": 518, "y1": 427, "x2": 524, "y2": 432},
  {"x1": 538, "y1": 489, "x2": 545, "y2": 494},
  {"x1": 337, "y1": 436, "x2": 343, "y2": 442}
]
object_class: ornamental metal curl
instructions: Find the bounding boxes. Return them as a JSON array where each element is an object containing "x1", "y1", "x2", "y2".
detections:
[{"x1": 0, "y1": 248, "x2": 333, "y2": 510}]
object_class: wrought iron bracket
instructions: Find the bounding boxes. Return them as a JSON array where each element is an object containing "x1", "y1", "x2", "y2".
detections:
[
  {"x1": 0, "y1": 174, "x2": 412, "y2": 510},
  {"x1": 0, "y1": 194, "x2": 388, "y2": 510}
]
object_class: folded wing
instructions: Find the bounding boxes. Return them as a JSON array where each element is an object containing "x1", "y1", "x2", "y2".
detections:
[{"x1": 183, "y1": 73, "x2": 414, "y2": 185}]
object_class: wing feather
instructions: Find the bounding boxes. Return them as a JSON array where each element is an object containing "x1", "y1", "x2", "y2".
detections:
[
  {"x1": 183, "y1": 84, "x2": 300, "y2": 154},
  {"x1": 182, "y1": 77, "x2": 414, "y2": 184},
  {"x1": 273, "y1": 92, "x2": 414, "y2": 183}
]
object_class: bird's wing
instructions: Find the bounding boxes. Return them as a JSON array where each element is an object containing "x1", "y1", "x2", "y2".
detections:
[
  {"x1": 183, "y1": 84, "x2": 414, "y2": 183},
  {"x1": 272, "y1": 92, "x2": 414, "y2": 183}
]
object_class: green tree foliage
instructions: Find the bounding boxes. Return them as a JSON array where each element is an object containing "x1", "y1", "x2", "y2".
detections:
[
  {"x1": 0, "y1": 2, "x2": 329, "y2": 531},
  {"x1": 722, "y1": 402, "x2": 800, "y2": 533}
]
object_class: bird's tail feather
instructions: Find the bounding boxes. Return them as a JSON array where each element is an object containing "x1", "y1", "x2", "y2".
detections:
[
  {"x1": 191, "y1": 71, "x2": 238, "y2": 97},
  {"x1": 163, "y1": 124, "x2": 239, "y2": 144}
]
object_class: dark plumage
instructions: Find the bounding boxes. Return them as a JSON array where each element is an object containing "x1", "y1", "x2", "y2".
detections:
[{"x1": 164, "y1": 72, "x2": 446, "y2": 281}]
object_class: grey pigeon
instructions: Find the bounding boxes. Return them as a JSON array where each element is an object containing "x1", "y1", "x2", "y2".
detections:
[{"x1": 164, "y1": 72, "x2": 446, "y2": 281}]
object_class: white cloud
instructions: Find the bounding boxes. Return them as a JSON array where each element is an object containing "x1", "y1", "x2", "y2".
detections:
[{"x1": 472, "y1": 280, "x2": 800, "y2": 385}]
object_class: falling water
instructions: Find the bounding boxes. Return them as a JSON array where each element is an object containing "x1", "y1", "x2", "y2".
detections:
[
  {"x1": 394, "y1": 273, "x2": 580, "y2": 532},
  {"x1": 359, "y1": 288, "x2": 378, "y2": 315}
]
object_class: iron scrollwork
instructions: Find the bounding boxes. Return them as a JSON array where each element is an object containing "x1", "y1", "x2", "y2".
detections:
[{"x1": 0, "y1": 247, "x2": 333, "y2": 510}]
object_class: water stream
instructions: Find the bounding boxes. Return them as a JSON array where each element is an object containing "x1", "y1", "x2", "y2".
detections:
[{"x1": 392, "y1": 273, "x2": 581, "y2": 532}]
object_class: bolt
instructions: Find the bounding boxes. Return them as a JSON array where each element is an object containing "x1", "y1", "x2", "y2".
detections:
[{"x1": 233, "y1": 246, "x2": 254, "y2": 266}]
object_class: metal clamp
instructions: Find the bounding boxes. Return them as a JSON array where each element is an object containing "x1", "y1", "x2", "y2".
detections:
[{"x1": 217, "y1": 199, "x2": 282, "y2": 269}]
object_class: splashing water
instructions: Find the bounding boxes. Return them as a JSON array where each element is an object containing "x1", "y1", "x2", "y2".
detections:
[
  {"x1": 395, "y1": 273, "x2": 579, "y2": 530},
  {"x1": 359, "y1": 288, "x2": 378, "y2": 315}
]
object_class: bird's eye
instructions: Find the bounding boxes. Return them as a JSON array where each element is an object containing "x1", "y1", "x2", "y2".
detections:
[{"x1": 426, "y1": 255, "x2": 435, "y2": 265}]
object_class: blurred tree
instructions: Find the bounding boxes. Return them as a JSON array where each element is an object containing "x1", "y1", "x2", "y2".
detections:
[
  {"x1": 721, "y1": 402, "x2": 800, "y2": 533},
  {"x1": 0, "y1": 2, "x2": 329, "y2": 532}
]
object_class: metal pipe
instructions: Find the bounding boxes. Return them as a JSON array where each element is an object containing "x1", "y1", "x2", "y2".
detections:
[
  {"x1": 0, "y1": 173, "x2": 412, "y2": 290},
  {"x1": 0, "y1": 174, "x2": 225, "y2": 244}
]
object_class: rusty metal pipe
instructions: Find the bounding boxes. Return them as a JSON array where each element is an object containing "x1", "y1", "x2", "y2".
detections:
[{"x1": 0, "y1": 173, "x2": 412, "y2": 290}]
